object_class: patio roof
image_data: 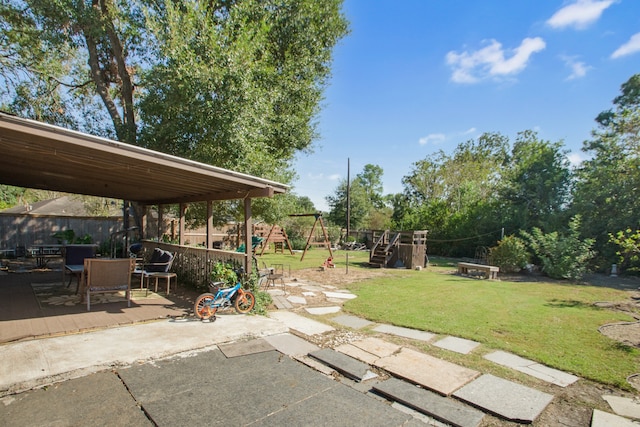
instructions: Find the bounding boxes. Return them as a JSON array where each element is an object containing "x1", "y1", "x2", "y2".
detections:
[{"x1": 0, "y1": 112, "x2": 288, "y2": 205}]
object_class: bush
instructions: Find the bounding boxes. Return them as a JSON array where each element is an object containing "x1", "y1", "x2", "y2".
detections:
[
  {"x1": 609, "y1": 228, "x2": 640, "y2": 274},
  {"x1": 521, "y1": 215, "x2": 595, "y2": 281},
  {"x1": 489, "y1": 235, "x2": 529, "y2": 273},
  {"x1": 210, "y1": 262, "x2": 237, "y2": 287}
]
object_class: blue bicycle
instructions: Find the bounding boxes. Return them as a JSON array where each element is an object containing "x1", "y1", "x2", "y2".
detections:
[{"x1": 194, "y1": 270, "x2": 255, "y2": 320}]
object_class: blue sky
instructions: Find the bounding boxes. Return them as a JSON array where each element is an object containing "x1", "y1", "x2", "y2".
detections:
[{"x1": 291, "y1": 0, "x2": 640, "y2": 211}]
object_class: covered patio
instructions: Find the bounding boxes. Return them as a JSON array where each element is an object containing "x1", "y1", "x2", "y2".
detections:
[{"x1": 0, "y1": 112, "x2": 289, "y2": 341}]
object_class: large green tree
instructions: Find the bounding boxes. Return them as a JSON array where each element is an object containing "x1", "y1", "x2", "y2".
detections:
[
  {"x1": 499, "y1": 130, "x2": 572, "y2": 233},
  {"x1": 396, "y1": 132, "x2": 509, "y2": 256},
  {"x1": 326, "y1": 163, "x2": 390, "y2": 230},
  {"x1": 572, "y1": 74, "x2": 640, "y2": 267},
  {"x1": 1, "y1": 0, "x2": 348, "y2": 222}
]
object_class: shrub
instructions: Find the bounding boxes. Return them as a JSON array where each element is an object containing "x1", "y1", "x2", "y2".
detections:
[
  {"x1": 210, "y1": 262, "x2": 237, "y2": 287},
  {"x1": 521, "y1": 215, "x2": 595, "y2": 281},
  {"x1": 609, "y1": 228, "x2": 640, "y2": 274},
  {"x1": 489, "y1": 235, "x2": 529, "y2": 273}
]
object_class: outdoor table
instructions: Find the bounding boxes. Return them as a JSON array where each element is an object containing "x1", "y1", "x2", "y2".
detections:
[
  {"x1": 30, "y1": 244, "x2": 63, "y2": 268},
  {"x1": 65, "y1": 264, "x2": 85, "y2": 294}
]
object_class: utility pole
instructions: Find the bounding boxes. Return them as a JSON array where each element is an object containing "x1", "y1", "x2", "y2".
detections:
[{"x1": 346, "y1": 158, "x2": 350, "y2": 274}]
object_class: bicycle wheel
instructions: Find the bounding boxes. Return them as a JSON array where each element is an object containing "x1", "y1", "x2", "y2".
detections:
[
  {"x1": 194, "y1": 293, "x2": 217, "y2": 320},
  {"x1": 234, "y1": 290, "x2": 255, "y2": 314}
]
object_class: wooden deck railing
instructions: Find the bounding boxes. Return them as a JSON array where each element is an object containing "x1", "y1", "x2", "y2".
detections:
[{"x1": 140, "y1": 240, "x2": 246, "y2": 288}]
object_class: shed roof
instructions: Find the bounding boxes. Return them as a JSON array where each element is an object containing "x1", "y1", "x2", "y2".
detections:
[{"x1": 0, "y1": 112, "x2": 288, "y2": 205}]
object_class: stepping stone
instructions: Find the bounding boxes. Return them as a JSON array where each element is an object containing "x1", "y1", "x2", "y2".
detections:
[
  {"x1": 269, "y1": 311, "x2": 334, "y2": 336},
  {"x1": 266, "y1": 289, "x2": 286, "y2": 296},
  {"x1": 433, "y1": 336, "x2": 480, "y2": 355},
  {"x1": 331, "y1": 314, "x2": 373, "y2": 329},
  {"x1": 374, "y1": 378, "x2": 484, "y2": 427},
  {"x1": 335, "y1": 343, "x2": 381, "y2": 365},
  {"x1": 373, "y1": 324, "x2": 435, "y2": 342},
  {"x1": 263, "y1": 333, "x2": 319, "y2": 357},
  {"x1": 302, "y1": 291, "x2": 316, "y2": 297},
  {"x1": 484, "y1": 350, "x2": 579, "y2": 387},
  {"x1": 351, "y1": 337, "x2": 401, "y2": 358},
  {"x1": 286, "y1": 295, "x2": 307, "y2": 305},
  {"x1": 375, "y1": 348, "x2": 479, "y2": 396},
  {"x1": 305, "y1": 306, "x2": 341, "y2": 315},
  {"x1": 591, "y1": 409, "x2": 639, "y2": 427},
  {"x1": 301, "y1": 285, "x2": 324, "y2": 292},
  {"x1": 602, "y1": 395, "x2": 640, "y2": 420},
  {"x1": 323, "y1": 291, "x2": 357, "y2": 300},
  {"x1": 309, "y1": 348, "x2": 377, "y2": 382},
  {"x1": 335, "y1": 337, "x2": 400, "y2": 365},
  {"x1": 391, "y1": 403, "x2": 450, "y2": 427},
  {"x1": 294, "y1": 354, "x2": 337, "y2": 376},
  {"x1": 218, "y1": 338, "x2": 274, "y2": 358},
  {"x1": 271, "y1": 295, "x2": 293, "y2": 310},
  {"x1": 453, "y1": 374, "x2": 554, "y2": 423}
]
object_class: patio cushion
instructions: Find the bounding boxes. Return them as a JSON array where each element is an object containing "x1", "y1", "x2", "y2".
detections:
[{"x1": 146, "y1": 248, "x2": 173, "y2": 272}]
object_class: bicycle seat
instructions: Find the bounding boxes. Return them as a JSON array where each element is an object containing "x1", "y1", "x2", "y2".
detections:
[{"x1": 209, "y1": 281, "x2": 225, "y2": 293}]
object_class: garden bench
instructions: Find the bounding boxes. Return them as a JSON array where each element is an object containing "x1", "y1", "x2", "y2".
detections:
[{"x1": 457, "y1": 262, "x2": 499, "y2": 279}]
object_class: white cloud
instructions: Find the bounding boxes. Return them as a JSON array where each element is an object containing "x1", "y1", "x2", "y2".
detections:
[
  {"x1": 419, "y1": 133, "x2": 446, "y2": 145},
  {"x1": 547, "y1": 0, "x2": 614, "y2": 30},
  {"x1": 611, "y1": 32, "x2": 640, "y2": 58},
  {"x1": 568, "y1": 151, "x2": 588, "y2": 167},
  {"x1": 560, "y1": 55, "x2": 591, "y2": 79},
  {"x1": 328, "y1": 173, "x2": 341, "y2": 181},
  {"x1": 446, "y1": 38, "x2": 546, "y2": 84},
  {"x1": 461, "y1": 127, "x2": 477, "y2": 135}
]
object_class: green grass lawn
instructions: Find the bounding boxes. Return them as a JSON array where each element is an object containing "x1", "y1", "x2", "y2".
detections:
[{"x1": 256, "y1": 250, "x2": 640, "y2": 389}]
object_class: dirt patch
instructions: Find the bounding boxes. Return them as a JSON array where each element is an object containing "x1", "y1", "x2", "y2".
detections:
[
  {"x1": 288, "y1": 265, "x2": 390, "y2": 287},
  {"x1": 599, "y1": 322, "x2": 640, "y2": 348}
]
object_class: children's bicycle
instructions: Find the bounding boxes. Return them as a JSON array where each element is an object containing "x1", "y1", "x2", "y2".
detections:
[{"x1": 194, "y1": 268, "x2": 255, "y2": 320}]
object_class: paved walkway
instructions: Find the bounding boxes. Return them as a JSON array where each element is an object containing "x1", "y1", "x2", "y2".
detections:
[{"x1": 1, "y1": 274, "x2": 639, "y2": 426}]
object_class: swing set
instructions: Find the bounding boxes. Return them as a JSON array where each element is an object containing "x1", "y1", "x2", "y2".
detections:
[{"x1": 289, "y1": 213, "x2": 333, "y2": 261}]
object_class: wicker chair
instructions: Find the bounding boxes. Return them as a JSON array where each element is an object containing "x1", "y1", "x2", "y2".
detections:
[{"x1": 83, "y1": 258, "x2": 135, "y2": 311}]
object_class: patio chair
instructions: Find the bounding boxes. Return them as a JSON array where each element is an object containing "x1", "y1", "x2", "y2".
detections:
[
  {"x1": 134, "y1": 248, "x2": 176, "y2": 294},
  {"x1": 259, "y1": 261, "x2": 285, "y2": 291},
  {"x1": 83, "y1": 258, "x2": 135, "y2": 311},
  {"x1": 63, "y1": 244, "x2": 97, "y2": 293}
]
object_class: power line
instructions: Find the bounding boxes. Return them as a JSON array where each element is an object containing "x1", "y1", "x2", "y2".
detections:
[{"x1": 426, "y1": 229, "x2": 503, "y2": 243}]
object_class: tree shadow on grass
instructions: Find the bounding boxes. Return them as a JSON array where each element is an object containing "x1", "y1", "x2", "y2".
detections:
[{"x1": 544, "y1": 299, "x2": 600, "y2": 310}]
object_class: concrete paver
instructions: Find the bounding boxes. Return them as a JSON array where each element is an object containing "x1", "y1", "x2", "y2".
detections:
[
  {"x1": 350, "y1": 337, "x2": 401, "y2": 358},
  {"x1": 453, "y1": 374, "x2": 554, "y2": 423},
  {"x1": 603, "y1": 395, "x2": 640, "y2": 420},
  {"x1": 375, "y1": 347, "x2": 480, "y2": 396},
  {"x1": 392, "y1": 402, "x2": 451, "y2": 427},
  {"x1": 217, "y1": 337, "x2": 274, "y2": 358},
  {"x1": 335, "y1": 342, "x2": 381, "y2": 365},
  {"x1": 309, "y1": 348, "x2": 378, "y2": 382},
  {"x1": 484, "y1": 350, "x2": 579, "y2": 387},
  {"x1": 433, "y1": 336, "x2": 480, "y2": 354},
  {"x1": 374, "y1": 377, "x2": 485, "y2": 427},
  {"x1": 331, "y1": 314, "x2": 374, "y2": 329},
  {"x1": 286, "y1": 295, "x2": 307, "y2": 305},
  {"x1": 0, "y1": 315, "x2": 288, "y2": 395},
  {"x1": 591, "y1": 409, "x2": 640, "y2": 427},
  {"x1": 268, "y1": 311, "x2": 334, "y2": 336},
  {"x1": 304, "y1": 306, "x2": 341, "y2": 315},
  {"x1": 322, "y1": 291, "x2": 357, "y2": 299},
  {"x1": 0, "y1": 372, "x2": 151, "y2": 427},
  {"x1": 262, "y1": 332, "x2": 320, "y2": 357},
  {"x1": 373, "y1": 324, "x2": 436, "y2": 342},
  {"x1": 118, "y1": 348, "x2": 410, "y2": 426}
]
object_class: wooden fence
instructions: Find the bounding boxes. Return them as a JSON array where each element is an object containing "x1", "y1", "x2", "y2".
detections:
[
  {"x1": 140, "y1": 240, "x2": 246, "y2": 289},
  {"x1": 0, "y1": 213, "x2": 122, "y2": 251}
]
